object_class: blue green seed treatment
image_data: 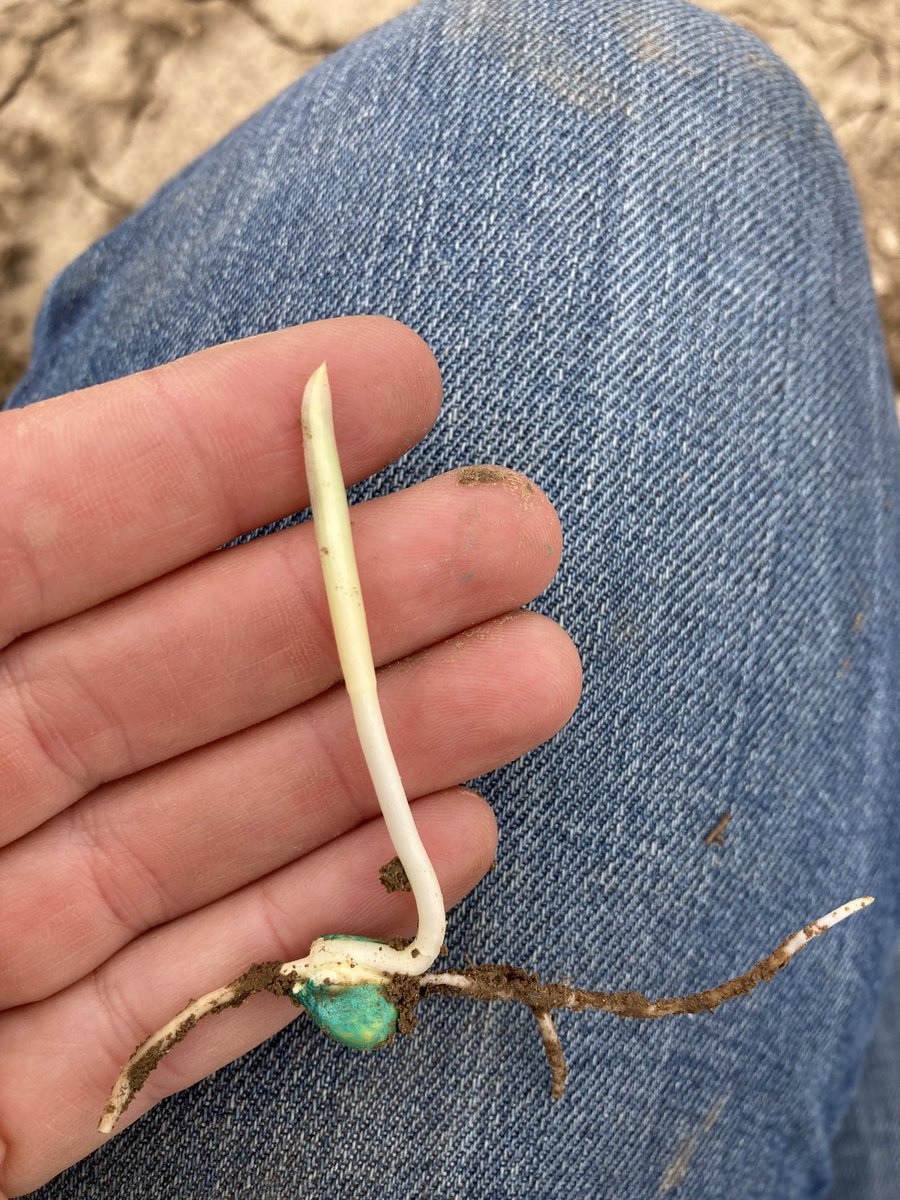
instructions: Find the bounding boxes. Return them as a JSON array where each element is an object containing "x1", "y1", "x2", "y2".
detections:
[
  {"x1": 293, "y1": 978, "x2": 398, "y2": 1050},
  {"x1": 291, "y1": 936, "x2": 399, "y2": 1050}
]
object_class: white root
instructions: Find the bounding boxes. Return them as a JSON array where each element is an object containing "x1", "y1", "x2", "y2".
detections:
[
  {"x1": 98, "y1": 890, "x2": 873, "y2": 1133},
  {"x1": 99, "y1": 977, "x2": 261, "y2": 1135},
  {"x1": 778, "y1": 896, "x2": 873, "y2": 956},
  {"x1": 532, "y1": 1008, "x2": 568, "y2": 1100}
]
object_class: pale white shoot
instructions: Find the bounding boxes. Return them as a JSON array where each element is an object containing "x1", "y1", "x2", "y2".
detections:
[{"x1": 280, "y1": 363, "x2": 446, "y2": 986}]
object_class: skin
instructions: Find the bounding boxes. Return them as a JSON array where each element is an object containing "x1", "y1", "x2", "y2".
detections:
[{"x1": 0, "y1": 317, "x2": 582, "y2": 1197}]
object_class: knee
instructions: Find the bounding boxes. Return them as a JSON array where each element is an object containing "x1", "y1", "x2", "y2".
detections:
[
  {"x1": 450, "y1": 0, "x2": 849, "y2": 201},
  {"x1": 444, "y1": 0, "x2": 881, "y2": 382}
]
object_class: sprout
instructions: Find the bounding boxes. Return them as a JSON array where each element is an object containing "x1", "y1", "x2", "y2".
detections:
[
  {"x1": 96, "y1": 363, "x2": 874, "y2": 1137},
  {"x1": 277, "y1": 364, "x2": 446, "y2": 988}
]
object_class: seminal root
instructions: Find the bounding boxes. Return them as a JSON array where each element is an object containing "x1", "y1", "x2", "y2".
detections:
[{"x1": 98, "y1": 895, "x2": 872, "y2": 1133}]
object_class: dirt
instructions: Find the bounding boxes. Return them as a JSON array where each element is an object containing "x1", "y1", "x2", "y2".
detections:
[
  {"x1": 379, "y1": 855, "x2": 413, "y2": 892},
  {"x1": 383, "y1": 972, "x2": 421, "y2": 1037},
  {"x1": 0, "y1": 0, "x2": 897, "y2": 409},
  {"x1": 456, "y1": 466, "x2": 536, "y2": 505},
  {"x1": 457, "y1": 465, "x2": 529, "y2": 488},
  {"x1": 704, "y1": 811, "x2": 732, "y2": 847}
]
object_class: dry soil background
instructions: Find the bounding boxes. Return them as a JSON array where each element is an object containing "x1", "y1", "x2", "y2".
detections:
[{"x1": 0, "y1": 0, "x2": 898, "y2": 403}]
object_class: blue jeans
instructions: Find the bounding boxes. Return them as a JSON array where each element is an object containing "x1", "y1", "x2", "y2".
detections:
[{"x1": 9, "y1": 0, "x2": 899, "y2": 1196}]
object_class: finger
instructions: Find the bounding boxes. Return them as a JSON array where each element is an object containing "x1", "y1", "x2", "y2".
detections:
[
  {"x1": 0, "y1": 317, "x2": 441, "y2": 647},
  {"x1": 0, "y1": 467, "x2": 561, "y2": 844},
  {"x1": 0, "y1": 790, "x2": 496, "y2": 1197},
  {"x1": 1, "y1": 612, "x2": 580, "y2": 1007}
]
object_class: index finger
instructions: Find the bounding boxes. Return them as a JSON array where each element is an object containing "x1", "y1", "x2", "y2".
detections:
[{"x1": 0, "y1": 316, "x2": 441, "y2": 647}]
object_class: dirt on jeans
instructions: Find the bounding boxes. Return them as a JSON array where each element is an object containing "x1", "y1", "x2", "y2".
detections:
[
  {"x1": 1, "y1": 0, "x2": 897, "y2": 407},
  {"x1": 704, "y1": 811, "x2": 732, "y2": 846}
]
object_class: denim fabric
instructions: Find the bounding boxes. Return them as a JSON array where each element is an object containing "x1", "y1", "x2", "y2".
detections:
[
  {"x1": 829, "y1": 941, "x2": 900, "y2": 1200},
  {"x1": 8, "y1": 0, "x2": 899, "y2": 1196}
]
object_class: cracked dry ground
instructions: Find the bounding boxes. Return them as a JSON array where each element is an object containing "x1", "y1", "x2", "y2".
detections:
[{"x1": 0, "y1": 0, "x2": 898, "y2": 403}]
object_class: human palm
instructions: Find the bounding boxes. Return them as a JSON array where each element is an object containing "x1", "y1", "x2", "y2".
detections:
[{"x1": 0, "y1": 317, "x2": 581, "y2": 1197}]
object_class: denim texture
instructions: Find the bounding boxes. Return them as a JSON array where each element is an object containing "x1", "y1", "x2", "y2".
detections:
[
  {"x1": 8, "y1": 0, "x2": 899, "y2": 1196},
  {"x1": 830, "y1": 941, "x2": 900, "y2": 1200}
]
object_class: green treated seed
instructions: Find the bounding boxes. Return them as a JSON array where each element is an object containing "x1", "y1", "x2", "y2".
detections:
[
  {"x1": 293, "y1": 979, "x2": 397, "y2": 1050},
  {"x1": 291, "y1": 935, "x2": 398, "y2": 1050}
]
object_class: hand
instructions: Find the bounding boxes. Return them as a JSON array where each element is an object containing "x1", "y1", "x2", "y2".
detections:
[{"x1": 0, "y1": 317, "x2": 581, "y2": 1196}]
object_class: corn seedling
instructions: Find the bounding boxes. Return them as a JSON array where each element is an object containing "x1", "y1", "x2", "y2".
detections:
[{"x1": 98, "y1": 364, "x2": 873, "y2": 1134}]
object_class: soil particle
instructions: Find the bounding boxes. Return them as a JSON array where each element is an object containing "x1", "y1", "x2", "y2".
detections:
[
  {"x1": 704, "y1": 811, "x2": 731, "y2": 847},
  {"x1": 379, "y1": 855, "x2": 412, "y2": 892},
  {"x1": 383, "y1": 973, "x2": 422, "y2": 1037},
  {"x1": 456, "y1": 466, "x2": 536, "y2": 506}
]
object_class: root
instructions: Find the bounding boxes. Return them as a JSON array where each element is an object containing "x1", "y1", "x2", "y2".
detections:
[
  {"x1": 419, "y1": 897, "x2": 873, "y2": 1020},
  {"x1": 98, "y1": 962, "x2": 289, "y2": 1134},
  {"x1": 97, "y1": 897, "x2": 872, "y2": 1131},
  {"x1": 531, "y1": 1008, "x2": 567, "y2": 1100},
  {"x1": 412, "y1": 897, "x2": 874, "y2": 1098}
]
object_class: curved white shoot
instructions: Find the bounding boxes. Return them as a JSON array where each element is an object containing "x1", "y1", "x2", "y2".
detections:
[{"x1": 282, "y1": 363, "x2": 446, "y2": 982}]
